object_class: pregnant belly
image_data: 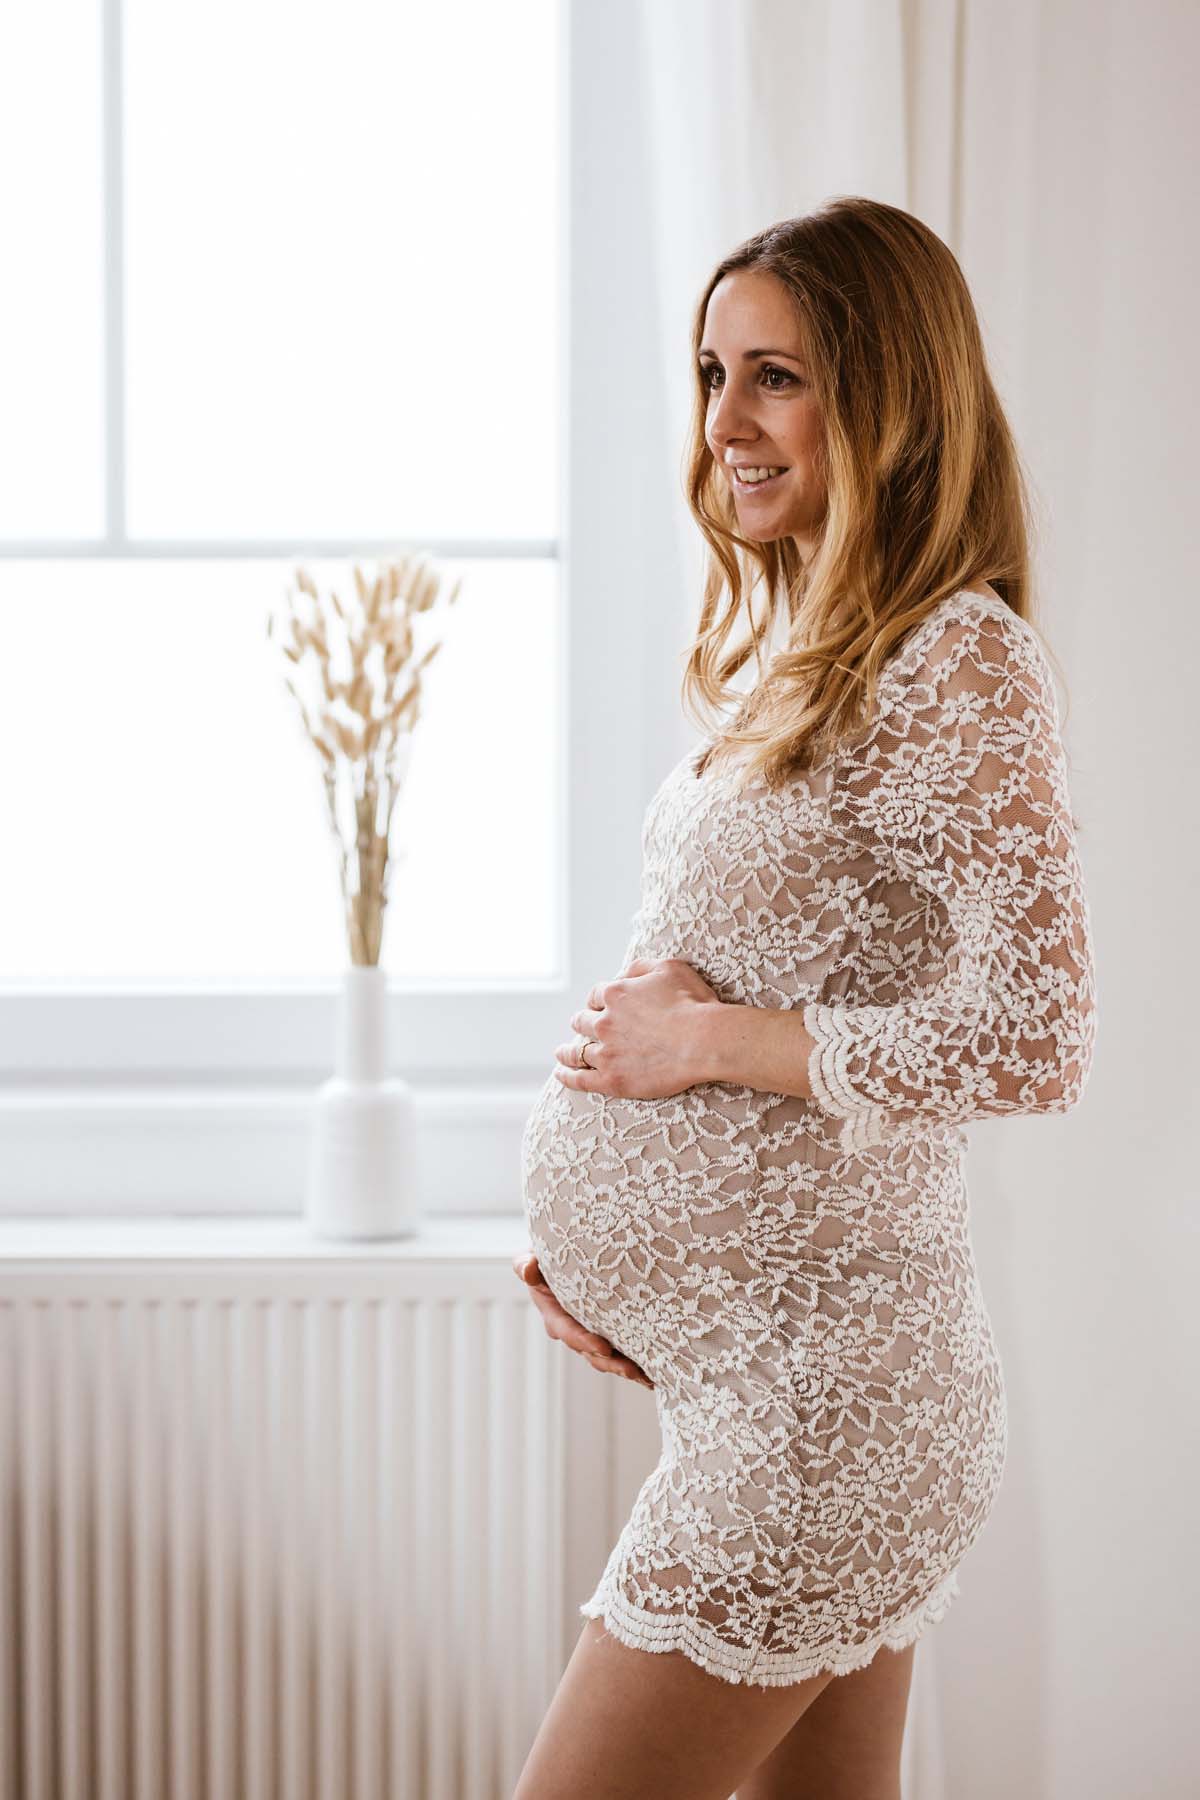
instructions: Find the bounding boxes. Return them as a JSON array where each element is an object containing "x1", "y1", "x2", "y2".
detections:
[
  {"x1": 519, "y1": 1069, "x2": 977, "y2": 1404},
  {"x1": 519, "y1": 1070, "x2": 776, "y2": 1377}
]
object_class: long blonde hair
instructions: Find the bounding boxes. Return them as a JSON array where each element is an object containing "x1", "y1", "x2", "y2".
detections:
[{"x1": 683, "y1": 196, "x2": 1056, "y2": 786}]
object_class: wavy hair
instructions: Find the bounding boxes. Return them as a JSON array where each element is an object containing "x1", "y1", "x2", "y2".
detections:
[{"x1": 683, "y1": 195, "x2": 1060, "y2": 786}]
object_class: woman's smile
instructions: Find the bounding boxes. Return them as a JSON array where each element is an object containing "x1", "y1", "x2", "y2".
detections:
[{"x1": 729, "y1": 465, "x2": 790, "y2": 497}]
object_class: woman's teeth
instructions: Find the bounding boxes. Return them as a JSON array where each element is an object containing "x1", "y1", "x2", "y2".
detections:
[{"x1": 732, "y1": 466, "x2": 787, "y2": 489}]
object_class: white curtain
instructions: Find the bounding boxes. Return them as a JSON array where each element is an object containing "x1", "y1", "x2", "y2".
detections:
[{"x1": 618, "y1": 3, "x2": 1199, "y2": 1795}]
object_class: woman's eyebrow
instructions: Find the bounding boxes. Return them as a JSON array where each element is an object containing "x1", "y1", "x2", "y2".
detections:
[{"x1": 697, "y1": 347, "x2": 806, "y2": 363}]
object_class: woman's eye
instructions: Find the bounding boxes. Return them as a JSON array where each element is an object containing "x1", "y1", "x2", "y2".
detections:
[{"x1": 700, "y1": 363, "x2": 798, "y2": 391}]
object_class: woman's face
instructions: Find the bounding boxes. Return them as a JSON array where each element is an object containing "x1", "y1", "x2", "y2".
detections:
[{"x1": 700, "y1": 269, "x2": 826, "y2": 552}]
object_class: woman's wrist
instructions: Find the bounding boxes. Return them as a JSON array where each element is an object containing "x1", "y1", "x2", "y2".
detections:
[{"x1": 692, "y1": 999, "x2": 817, "y2": 1101}]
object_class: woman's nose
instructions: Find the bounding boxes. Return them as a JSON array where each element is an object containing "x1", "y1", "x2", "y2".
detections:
[{"x1": 708, "y1": 386, "x2": 758, "y2": 446}]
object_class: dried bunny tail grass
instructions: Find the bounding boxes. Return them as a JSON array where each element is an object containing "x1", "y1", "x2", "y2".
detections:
[
  {"x1": 331, "y1": 718, "x2": 363, "y2": 760},
  {"x1": 412, "y1": 566, "x2": 441, "y2": 613},
  {"x1": 270, "y1": 552, "x2": 462, "y2": 965},
  {"x1": 346, "y1": 670, "x2": 371, "y2": 716}
]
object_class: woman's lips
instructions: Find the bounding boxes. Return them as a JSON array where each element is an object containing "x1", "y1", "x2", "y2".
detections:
[{"x1": 730, "y1": 467, "x2": 789, "y2": 495}]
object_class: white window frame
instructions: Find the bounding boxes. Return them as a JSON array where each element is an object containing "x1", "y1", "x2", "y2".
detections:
[{"x1": 0, "y1": 1, "x2": 661, "y2": 1214}]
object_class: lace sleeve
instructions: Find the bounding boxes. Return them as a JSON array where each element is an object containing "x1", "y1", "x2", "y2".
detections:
[{"x1": 803, "y1": 602, "x2": 1098, "y2": 1153}]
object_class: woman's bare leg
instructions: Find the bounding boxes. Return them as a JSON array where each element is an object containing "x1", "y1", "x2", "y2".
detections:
[
  {"x1": 513, "y1": 1615, "x2": 839, "y2": 1800},
  {"x1": 734, "y1": 1641, "x2": 917, "y2": 1800}
]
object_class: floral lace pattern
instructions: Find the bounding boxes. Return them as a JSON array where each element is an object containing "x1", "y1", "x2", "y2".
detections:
[{"x1": 520, "y1": 590, "x2": 1097, "y2": 1687}]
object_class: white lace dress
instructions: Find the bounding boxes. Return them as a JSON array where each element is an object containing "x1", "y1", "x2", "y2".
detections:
[{"x1": 520, "y1": 588, "x2": 1098, "y2": 1688}]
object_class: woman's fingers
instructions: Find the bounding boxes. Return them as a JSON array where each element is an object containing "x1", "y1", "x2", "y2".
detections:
[
  {"x1": 585, "y1": 1351, "x2": 655, "y2": 1387},
  {"x1": 524, "y1": 1280, "x2": 612, "y2": 1355},
  {"x1": 515, "y1": 1250, "x2": 609, "y2": 1351},
  {"x1": 513, "y1": 1247, "x2": 654, "y2": 1388}
]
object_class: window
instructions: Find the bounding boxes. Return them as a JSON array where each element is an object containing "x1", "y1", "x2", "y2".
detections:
[
  {"x1": 3, "y1": 0, "x2": 563, "y2": 1209},
  {"x1": 1, "y1": 1, "x2": 659, "y2": 1215},
  {"x1": 1, "y1": 0, "x2": 563, "y2": 970},
  {"x1": 0, "y1": 3, "x2": 665, "y2": 1224}
]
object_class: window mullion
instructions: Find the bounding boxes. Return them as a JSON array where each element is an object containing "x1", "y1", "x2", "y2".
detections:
[{"x1": 102, "y1": 0, "x2": 127, "y2": 551}]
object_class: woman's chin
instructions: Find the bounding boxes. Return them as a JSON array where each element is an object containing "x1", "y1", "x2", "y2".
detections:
[{"x1": 737, "y1": 511, "x2": 792, "y2": 542}]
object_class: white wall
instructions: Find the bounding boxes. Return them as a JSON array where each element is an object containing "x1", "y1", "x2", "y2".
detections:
[{"x1": 944, "y1": 5, "x2": 1200, "y2": 1796}]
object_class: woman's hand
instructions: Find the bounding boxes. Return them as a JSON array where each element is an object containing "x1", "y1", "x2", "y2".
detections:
[
  {"x1": 512, "y1": 1251, "x2": 654, "y2": 1389},
  {"x1": 553, "y1": 956, "x2": 724, "y2": 1100}
]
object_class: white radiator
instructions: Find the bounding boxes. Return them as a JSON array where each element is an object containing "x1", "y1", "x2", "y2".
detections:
[
  {"x1": 0, "y1": 1230, "x2": 575, "y2": 1800},
  {"x1": 0, "y1": 1220, "x2": 954, "y2": 1800}
]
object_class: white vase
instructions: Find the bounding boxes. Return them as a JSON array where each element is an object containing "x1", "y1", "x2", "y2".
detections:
[{"x1": 305, "y1": 966, "x2": 419, "y2": 1240}]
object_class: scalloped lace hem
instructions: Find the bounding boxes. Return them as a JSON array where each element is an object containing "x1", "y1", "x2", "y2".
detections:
[{"x1": 577, "y1": 1568, "x2": 962, "y2": 1689}]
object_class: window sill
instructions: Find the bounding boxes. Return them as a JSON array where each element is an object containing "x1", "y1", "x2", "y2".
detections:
[
  {"x1": 0, "y1": 1211, "x2": 529, "y2": 1265},
  {"x1": 0, "y1": 1083, "x2": 540, "y2": 1215},
  {"x1": 0, "y1": 1212, "x2": 538, "y2": 1307}
]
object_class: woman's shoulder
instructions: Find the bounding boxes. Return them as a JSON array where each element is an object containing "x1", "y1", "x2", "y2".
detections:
[
  {"x1": 901, "y1": 581, "x2": 1029, "y2": 641},
  {"x1": 880, "y1": 584, "x2": 1047, "y2": 693},
  {"x1": 945, "y1": 582, "x2": 1043, "y2": 644}
]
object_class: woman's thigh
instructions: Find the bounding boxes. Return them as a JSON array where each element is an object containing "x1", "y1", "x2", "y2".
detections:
[
  {"x1": 733, "y1": 1641, "x2": 917, "y2": 1800},
  {"x1": 513, "y1": 1616, "x2": 838, "y2": 1800}
]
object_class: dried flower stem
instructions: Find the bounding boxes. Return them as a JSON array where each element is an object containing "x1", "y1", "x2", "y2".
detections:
[{"x1": 268, "y1": 554, "x2": 462, "y2": 967}]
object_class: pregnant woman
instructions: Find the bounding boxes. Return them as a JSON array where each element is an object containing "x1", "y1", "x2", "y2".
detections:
[{"x1": 514, "y1": 196, "x2": 1098, "y2": 1800}]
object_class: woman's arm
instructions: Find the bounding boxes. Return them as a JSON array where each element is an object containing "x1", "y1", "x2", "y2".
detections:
[
  {"x1": 694, "y1": 1003, "x2": 819, "y2": 1099},
  {"x1": 697, "y1": 603, "x2": 1098, "y2": 1151}
]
